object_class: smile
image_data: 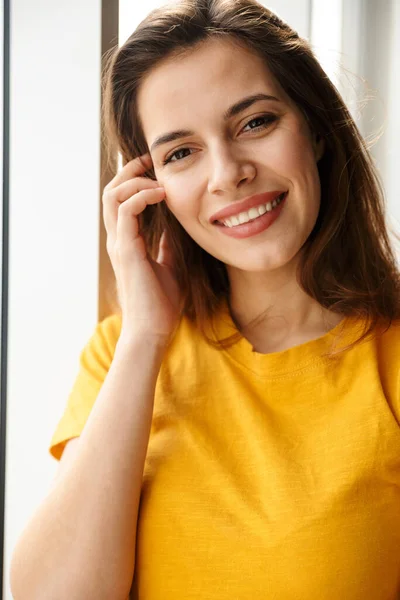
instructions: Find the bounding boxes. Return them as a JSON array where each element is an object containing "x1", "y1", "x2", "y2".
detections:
[
  {"x1": 218, "y1": 192, "x2": 286, "y2": 228},
  {"x1": 214, "y1": 191, "x2": 287, "y2": 240}
]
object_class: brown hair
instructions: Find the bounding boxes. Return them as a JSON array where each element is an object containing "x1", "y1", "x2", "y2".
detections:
[{"x1": 101, "y1": 0, "x2": 400, "y2": 349}]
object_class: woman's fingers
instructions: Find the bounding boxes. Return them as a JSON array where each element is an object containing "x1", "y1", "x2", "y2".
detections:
[
  {"x1": 113, "y1": 188, "x2": 166, "y2": 260},
  {"x1": 102, "y1": 176, "x2": 161, "y2": 236},
  {"x1": 103, "y1": 154, "x2": 153, "y2": 192}
]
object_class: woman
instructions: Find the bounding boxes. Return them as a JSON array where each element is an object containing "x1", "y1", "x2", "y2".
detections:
[{"x1": 10, "y1": 0, "x2": 400, "y2": 598}]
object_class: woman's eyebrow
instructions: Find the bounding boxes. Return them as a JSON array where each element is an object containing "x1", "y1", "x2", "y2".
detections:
[
  {"x1": 151, "y1": 129, "x2": 193, "y2": 153},
  {"x1": 150, "y1": 93, "x2": 280, "y2": 152},
  {"x1": 224, "y1": 93, "x2": 280, "y2": 120}
]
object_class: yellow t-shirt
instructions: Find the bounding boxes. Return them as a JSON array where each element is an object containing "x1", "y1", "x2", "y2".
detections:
[{"x1": 49, "y1": 306, "x2": 400, "y2": 600}]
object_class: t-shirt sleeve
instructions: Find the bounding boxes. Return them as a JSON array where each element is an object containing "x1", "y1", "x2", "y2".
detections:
[{"x1": 49, "y1": 313, "x2": 122, "y2": 461}]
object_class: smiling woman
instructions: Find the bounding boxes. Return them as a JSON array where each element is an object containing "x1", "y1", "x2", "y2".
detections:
[
  {"x1": 136, "y1": 36, "x2": 325, "y2": 276},
  {"x1": 103, "y1": 0, "x2": 400, "y2": 350},
  {"x1": 9, "y1": 1, "x2": 400, "y2": 599}
]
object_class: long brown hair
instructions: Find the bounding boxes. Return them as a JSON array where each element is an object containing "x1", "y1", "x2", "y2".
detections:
[{"x1": 101, "y1": 0, "x2": 400, "y2": 349}]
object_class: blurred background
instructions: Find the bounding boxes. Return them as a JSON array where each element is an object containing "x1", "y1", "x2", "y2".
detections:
[{"x1": 1, "y1": 0, "x2": 399, "y2": 596}]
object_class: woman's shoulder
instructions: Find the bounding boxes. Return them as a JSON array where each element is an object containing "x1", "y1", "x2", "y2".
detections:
[
  {"x1": 372, "y1": 317, "x2": 400, "y2": 367},
  {"x1": 375, "y1": 317, "x2": 400, "y2": 347},
  {"x1": 342, "y1": 315, "x2": 400, "y2": 348}
]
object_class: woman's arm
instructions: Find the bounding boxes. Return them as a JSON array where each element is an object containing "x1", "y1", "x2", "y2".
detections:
[{"x1": 10, "y1": 335, "x2": 165, "y2": 600}]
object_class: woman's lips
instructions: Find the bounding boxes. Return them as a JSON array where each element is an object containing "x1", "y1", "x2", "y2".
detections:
[
  {"x1": 209, "y1": 190, "x2": 287, "y2": 224},
  {"x1": 213, "y1": 192, "x2": 287, "y2": 239}
]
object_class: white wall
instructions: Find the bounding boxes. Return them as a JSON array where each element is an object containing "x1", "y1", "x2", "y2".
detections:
[
  {"x1": 386, "y1": 0, "x2": 400, "y2": 233},
  {"x1": 311, "y1": 0, "x2": 399, "y2": 235},
  {"x1": 0, "y1": 0, "x2": 4, "y2": 356},
  {"x1": 358, "y1": 0, "x2": 400, "y2": 231},
  {"x1": 311, "y1": 0, "x2": 343, "y2": 90},
  {"x1": 3, "y1": 1, "x2": 101, "y2": 597},
  {"x1": 267, "y1": 0, "x2": 311, "y2": 38}
]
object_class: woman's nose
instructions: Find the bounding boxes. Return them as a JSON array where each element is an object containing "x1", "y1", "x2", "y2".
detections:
[{"x1": 207, "y1": 147, "x2": 256, "y2": 195}]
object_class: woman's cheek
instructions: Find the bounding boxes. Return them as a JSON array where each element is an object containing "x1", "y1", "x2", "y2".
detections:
[
  {"x1": 162, "y1": 187, "x2": 190, "y2": 221},
  {"x1": 164, "y1": 178, "x2": 202, "y2": 219}
]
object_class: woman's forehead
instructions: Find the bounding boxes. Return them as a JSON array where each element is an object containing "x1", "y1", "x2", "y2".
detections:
[{"x1": 137, "y1": 37, "x2": 286, "y2": 136}]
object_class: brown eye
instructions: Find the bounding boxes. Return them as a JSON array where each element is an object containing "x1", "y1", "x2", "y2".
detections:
[
  {"x1": 242, "y1": 114, "x2": 277, "y2": 132},
  {"x1": 164, "y1": 148, "x2": 192, "y2": 165}
]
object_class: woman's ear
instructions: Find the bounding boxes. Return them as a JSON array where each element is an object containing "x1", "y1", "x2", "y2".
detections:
[{"x1": 313, "y1": 132, "x2": 325, "y2": 162}]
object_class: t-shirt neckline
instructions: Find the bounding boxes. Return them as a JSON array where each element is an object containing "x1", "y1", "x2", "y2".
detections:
[{"x1": 209, "y1": 300, "x2": 364, "y2": 379}]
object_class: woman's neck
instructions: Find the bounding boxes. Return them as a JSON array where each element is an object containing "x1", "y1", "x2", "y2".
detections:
[{"x1": 226, "y1": 260, "x2": 342, "y2": 354}]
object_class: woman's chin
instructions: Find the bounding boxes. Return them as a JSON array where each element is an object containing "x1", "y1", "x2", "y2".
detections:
[{"x1": 224, "y1": 252, "x2": 296, "y2": 273}]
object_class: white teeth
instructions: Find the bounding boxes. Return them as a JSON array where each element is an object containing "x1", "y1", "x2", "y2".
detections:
[
  {"x1": 248, "y1": 207, "x2": 260, "y2": 220},
  {"x1": 258, "y1": 204, "x2": 267, "y2": 216},
  {"x1": 221, "y1": 193, "x2": 285, "y2": 228}
]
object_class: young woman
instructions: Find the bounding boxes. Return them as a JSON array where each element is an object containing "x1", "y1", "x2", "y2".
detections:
[{"x1": 10, "y1": 0, "x2": 400, "y2": 598}]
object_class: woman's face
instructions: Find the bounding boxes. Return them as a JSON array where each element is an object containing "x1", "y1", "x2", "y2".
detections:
[{"x1": 137, "y1": 37, "x2": 324, "y2": 273}]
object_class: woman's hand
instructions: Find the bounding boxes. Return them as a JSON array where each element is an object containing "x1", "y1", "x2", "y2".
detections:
[{"x1": 102, "y1": 153, "x2": 183, "y2": 345}]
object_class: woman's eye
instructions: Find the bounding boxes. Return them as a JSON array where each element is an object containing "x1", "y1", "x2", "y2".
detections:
[
  {"x1": 242, "y1": 114, "x2": 277, "y2": 132},
  {"x1": 163, "y1": 147, "x2": 192, "y2": 165},
  {"x1": 162, "y1": 115, "x2": 276, "y2": 165}
]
